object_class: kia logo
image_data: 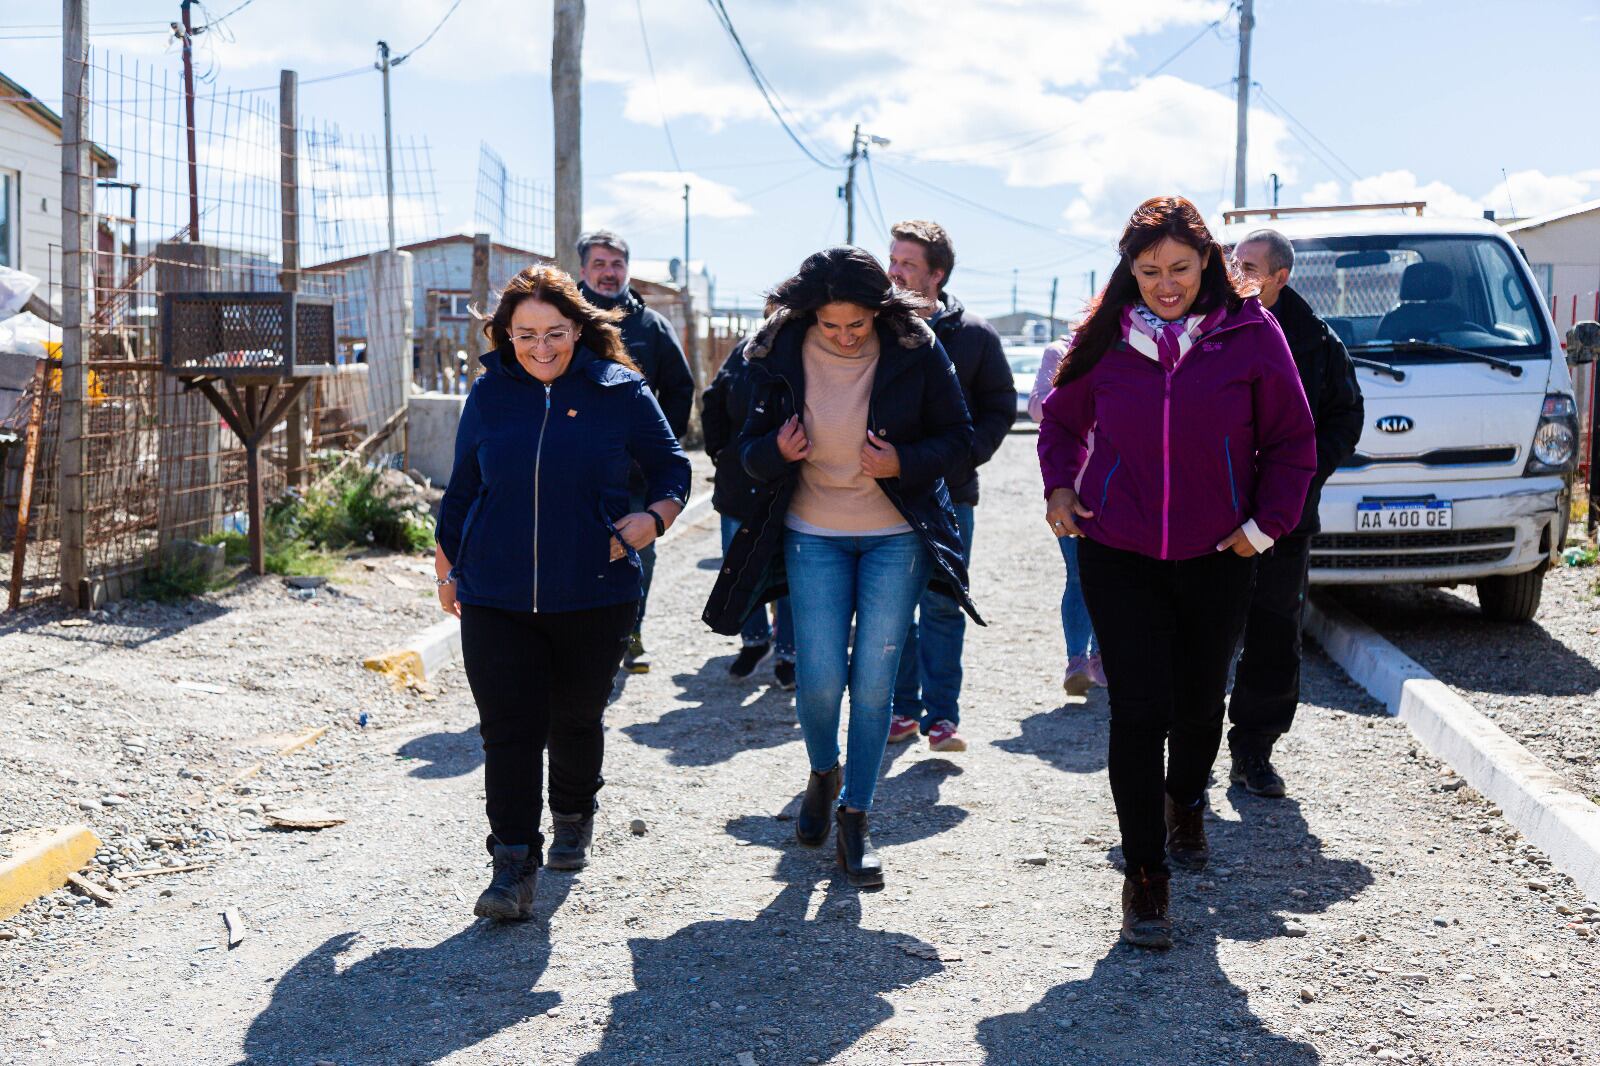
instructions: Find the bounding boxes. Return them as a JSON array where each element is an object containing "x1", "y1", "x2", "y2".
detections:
[{"x1": 1375, "y1": 415, "x2": 1413, "y2": 434}]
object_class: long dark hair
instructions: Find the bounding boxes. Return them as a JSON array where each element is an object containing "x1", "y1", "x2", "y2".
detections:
[
  {"x1": 482, "y1": 265, "x2": 639, "y2": 373},
  {"x1": 766, "y1": 246, "x2": 930, "y2": 333},
  {"x1": 1055, "y1": 196, "x2": 1247, "y2": 386}
]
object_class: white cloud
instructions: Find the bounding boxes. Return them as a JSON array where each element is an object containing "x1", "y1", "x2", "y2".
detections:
[
  {"x1": 585, "y1": 171, "x2": 753, "y2": 234},
  {"x1": 1306, "y1": 168, "x2": 1600, "y2": 223}
]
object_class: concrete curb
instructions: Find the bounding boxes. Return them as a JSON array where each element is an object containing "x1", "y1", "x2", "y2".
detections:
[
  {"x1": 1306, "y1": 596, "x2": 1600, "y2": 901},
  {"x1": 363, "y1": 494, "x2": 716, "y2": 685},
  {"x1": 0, "y1": 825, "x2": 102, "y2": 921}
]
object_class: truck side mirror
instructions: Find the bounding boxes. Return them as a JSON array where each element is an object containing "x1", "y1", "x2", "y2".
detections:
[{"x1": 1565, "y1": 320, "x2": 1600, "y2": 365}]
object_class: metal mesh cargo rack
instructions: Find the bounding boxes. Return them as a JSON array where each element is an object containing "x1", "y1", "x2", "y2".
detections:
[{"x1": 160, "y1": 292, "x2": 337, "y2": 379}]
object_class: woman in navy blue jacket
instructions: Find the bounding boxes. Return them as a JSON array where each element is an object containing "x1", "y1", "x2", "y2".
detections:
[{"x1": 434, "y1": 265, "x2": 690, "y2": 921}]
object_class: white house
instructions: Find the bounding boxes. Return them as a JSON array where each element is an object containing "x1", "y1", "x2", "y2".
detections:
[
  {"x1": 1503, "y1": 199, "x2": 1600, "y2": 326},
  {"x1": 0, "y1": 69, "x2": 117, "y2": 314}
]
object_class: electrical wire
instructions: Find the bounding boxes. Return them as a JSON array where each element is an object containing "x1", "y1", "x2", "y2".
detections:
[
  {"x1": 874, "y1": 160, "x2": 1102, "y2": 250},
  {"x1": 1143, "y1": 2, "x2": 1234, "y2": 79},
  {"x1": 393, "y1": 0, "x2": 466, "y2": 66},
  {"x1": 704, "y1": 0, "x2": 845, "y2": 170},
  {"x1": 0, "y1": 29, "x2": 170, "y2": 39},
  {"x1": 862, "y1": 151, "x2": 892, "y2": 242},
  {"x1": 634, "y1": 0, "x2": 684, "y2": 172},
  {"x1": 1252, "y1": 81, "x2": 1362, "y2": 183},
  {"x1": 196, "y1": 0, "x2": 258, "y2": 34}
]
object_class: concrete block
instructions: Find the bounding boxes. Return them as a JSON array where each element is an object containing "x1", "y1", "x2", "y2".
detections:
[
  {"x1": 0, "y1": 825, "x2": 101, "y2": 921},
  {"x1": 407, "y1": 392, "x2": 466, "y2": 487}
]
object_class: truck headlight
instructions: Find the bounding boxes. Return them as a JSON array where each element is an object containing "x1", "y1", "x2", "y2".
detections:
[{"x1": 1526, "y1": 394, "x2": 1579, "y2": 474}]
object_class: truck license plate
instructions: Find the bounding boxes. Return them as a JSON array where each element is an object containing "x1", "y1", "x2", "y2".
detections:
[{"x1": 1356, "y1": 500, "x2": 1453, "y2": 531}]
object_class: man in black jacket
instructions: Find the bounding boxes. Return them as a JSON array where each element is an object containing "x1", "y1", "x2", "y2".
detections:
[
  {"x1": 1228, "y1": 229, "x2": 1365, "y2": 796},
  {"x1": 884, "y1": 220, "x2": 1017, "y2": 753},
  {"x1": 576, "y1": 230, "x2": 696, "y2": 674}
]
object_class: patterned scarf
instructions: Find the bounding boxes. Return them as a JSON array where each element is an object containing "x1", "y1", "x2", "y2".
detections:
[{"x1": 1123, "y1": 303, "x2": 1226, "y2": 372}]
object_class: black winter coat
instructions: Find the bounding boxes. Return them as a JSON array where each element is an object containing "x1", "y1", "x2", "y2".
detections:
[
  {"x1": 701, "y1": 336, "x2": 764, "y2": 522},
  {"x1": 933, "y1": 293, "x2": 1018, "y2": 505},
  {"x1": 702, "y1": 309, "x2": 982, "y2": 636},
  {"x1": 580, "y1": 284, "x2": 695, "y2": 438},
  {"x1": 1270, "y1": 285, "x2": 1365, "y2": 535}
]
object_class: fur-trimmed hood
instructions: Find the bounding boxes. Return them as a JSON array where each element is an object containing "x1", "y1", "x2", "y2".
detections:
[{"x1": 743, "y1": 306, "x2": 935, "y2": 361}]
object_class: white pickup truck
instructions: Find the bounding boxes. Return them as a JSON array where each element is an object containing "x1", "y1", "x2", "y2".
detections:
[{"x1": 1221, "y1": 213, "x2": 1579, "y2": 622}]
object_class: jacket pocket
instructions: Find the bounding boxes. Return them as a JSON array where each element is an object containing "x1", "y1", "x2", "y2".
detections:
[
  {"x1": 1222, "y1": 437, "x2": 1240, "y2": 520},
  {"x1": 452, "y1": 496, "x2": 484, "y2": 577},
  {"x1": 1094, "y1": 454, "x2": 1122, "y2": 519}
]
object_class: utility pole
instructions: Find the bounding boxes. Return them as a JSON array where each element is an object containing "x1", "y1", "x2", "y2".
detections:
[
  {"x1": 279, "y1": 69, "x2": 305, "y2": 486},
  {"x1": 682, "y1": 182, "x2": 703, "y2": 441},
  {"x1": 844, "y1": 124, "x2": 861, "y2": 245},
  {"x1": 553, "y1": 0, "x2": 584, "y2": 276},
  {"x1": 376, "y1": 40, "x2": 396, "y2": 253},
  {"x1": 179, "y1": 0, "x2": 200, "y2": 239},
  {"x1": 1088, "y1": 270, "x2": 1097, "y2": 298},
  {"x1": 1269, "y1": 171, "x2": 1282, "y2": 208},
  {"x1": 683, "y1": 183, "x2": 691, "y2": 282},
  {"x1": 60, "y1": 0, "x2": 90, "y2": 605},
  {"x1": 1233, "y1": 0, "x2": 1255, "y2": 209},
  {"x1": 1048, "y1": 276, "x2": 1058, "y2": 341},
  {"x1": 1011, "y1": 268, "x2": 1018, "y2": 316}
]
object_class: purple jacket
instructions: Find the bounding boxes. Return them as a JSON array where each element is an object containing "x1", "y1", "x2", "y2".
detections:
[{"x1": 1038, "y1": 298, "x2": 1316, "y2": 561}]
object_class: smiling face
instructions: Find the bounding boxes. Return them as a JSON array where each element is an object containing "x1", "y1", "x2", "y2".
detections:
[
  {"x1": 1132, "y1": 237, "x2": 1208, "y2": 321},
  {"x1": 815, "y1": 301, "x2": 877, "y2": 355},
  {"x1": 580, "y1": 244, "x2": 629, "y2": 298},
  {"x1": 507, "y1": 297, "x2": 577, "y2": 383},
  {"x1": 887, "y1": 239, "x2": 944, "y2": 304}
]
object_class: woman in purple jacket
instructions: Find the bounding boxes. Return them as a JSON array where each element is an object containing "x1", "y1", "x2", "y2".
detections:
[{"x1": 1038, "y1": 196, "x2": 1315, "y2": 950}]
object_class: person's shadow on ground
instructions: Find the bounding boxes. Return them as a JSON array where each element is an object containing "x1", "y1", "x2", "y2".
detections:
[
  {"x1": 574, "y1": 816, "x2": 943, "y2": 1065},
  {"x1": 993, "y1": 692, "x2": 1110, "y2": 776},
  {"x1": 977, "y1": 796, "x2": 1370, "y2": 1066},
  {"x1": 395, "y1": 724, "x2": 483, "y2": 779},
  {"x1": 620, "y1": 664, "x2": 798, "y2": 766},
  {"x1": 236, "y1": 876, "x2": 574, "y2": 1065}
]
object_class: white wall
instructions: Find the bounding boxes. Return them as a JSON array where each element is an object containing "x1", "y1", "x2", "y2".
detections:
[
  {"x1": 0, "y1": 104, "x2": 110, "y2": 314},
  {"x1": 1508, "y1": 212, "x2": 1600, "y2": 324}
]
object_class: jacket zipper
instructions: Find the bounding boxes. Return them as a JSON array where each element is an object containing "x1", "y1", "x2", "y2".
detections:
[
  {"x1": 532, "y1": 382, "x2": 553, "y2": 611},
  {"x1": 1160, "y1": 372, "x2": 1172, "y2": 558}
]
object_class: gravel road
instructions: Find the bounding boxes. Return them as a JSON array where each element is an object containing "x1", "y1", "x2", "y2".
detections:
[{"x1": 2, "y1": 435, "x2": 1597, "y2": 1065}]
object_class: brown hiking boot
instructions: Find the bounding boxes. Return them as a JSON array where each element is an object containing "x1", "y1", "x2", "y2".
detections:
[
  {"x1": 1164, "y1": 793, "x2": 1210, "y2": 871},
  {"x1": 1120, "y1": 868, "x2": 1172, "y2": 950}
]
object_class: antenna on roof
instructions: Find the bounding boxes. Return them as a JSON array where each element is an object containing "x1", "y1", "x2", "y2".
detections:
[{"x1": 1502, "y1": 168, "x2": 1518, "y2": 219}]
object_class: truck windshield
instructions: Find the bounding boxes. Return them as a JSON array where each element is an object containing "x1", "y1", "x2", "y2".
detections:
[{"x1": 1288, "y1": 235, "x2": 1548, "y2": 362}]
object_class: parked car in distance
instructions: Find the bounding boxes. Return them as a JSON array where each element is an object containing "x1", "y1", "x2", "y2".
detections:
[
  {"x1": 1006, "y1": 346, "x2": 1045, "y2": 424},
  {"x1": 1221, "y1": 212, "x2": 1579, "y2": 622}
]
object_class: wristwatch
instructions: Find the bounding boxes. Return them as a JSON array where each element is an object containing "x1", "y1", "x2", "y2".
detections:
[
  {"x1": 646, "y1": 508, "x2": 666, "y2": 538},
  {"x1": 435, "y1": 575, "x2": 455, "y2": 587}
]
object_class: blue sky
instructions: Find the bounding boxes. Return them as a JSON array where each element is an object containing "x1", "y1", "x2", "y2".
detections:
[{"x1": 3, "y1": 0, "x2": 1598, "y2": 318}]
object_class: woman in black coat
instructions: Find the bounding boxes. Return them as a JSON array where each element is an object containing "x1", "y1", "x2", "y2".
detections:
[{"x1": 704, "y1": 246, "x2": 979, "y2": 888}]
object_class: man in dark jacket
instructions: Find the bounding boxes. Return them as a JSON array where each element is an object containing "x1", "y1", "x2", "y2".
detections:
[
  {"x1": 1228, "y1": 229, "x2": 1365, "y2": 797},
  {"x1": 884, "y1": 220, "x2": 1018, "y2": 753},
  {"x1": 577, "y1": 230, "x2": 696, "y2": 674}
]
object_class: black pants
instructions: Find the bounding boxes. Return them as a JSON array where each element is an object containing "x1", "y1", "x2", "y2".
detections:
[
  {"x1": 1077, "y1": 537, "x2": 1256, "y2": 876},
  {"x1": 1228, "y1": 532, "x2": 1313, "y2": 756},
  {"x1": 459, "y1": 601, "x2": 636, "y2": 851}
]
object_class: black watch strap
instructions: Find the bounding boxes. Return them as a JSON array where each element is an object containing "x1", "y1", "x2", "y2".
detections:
[{"x1": 646, "y1": 508, "x2": 666, "y2": 537}]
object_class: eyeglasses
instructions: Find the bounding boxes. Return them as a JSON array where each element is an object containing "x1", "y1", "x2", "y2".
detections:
[{"x1": 509, "y1": 328, "x2": 573, "y2": 350}]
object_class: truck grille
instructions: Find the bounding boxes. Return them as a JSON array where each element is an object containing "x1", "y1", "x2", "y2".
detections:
[{"x1": 1310, "y1": 526, "x2": 1516, "y2": 571}]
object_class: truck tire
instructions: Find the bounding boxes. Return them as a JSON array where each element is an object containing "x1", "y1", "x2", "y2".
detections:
[{"x1": 1476, "y1": 565, "x2": 1546, "y2": 623}]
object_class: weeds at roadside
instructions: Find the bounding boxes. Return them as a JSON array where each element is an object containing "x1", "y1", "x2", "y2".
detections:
[{"x1": 137, "y1": 557, "x2": 224, "y2": 602}]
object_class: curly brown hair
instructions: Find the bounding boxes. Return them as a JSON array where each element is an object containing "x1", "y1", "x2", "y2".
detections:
[{"x1": 481, "y1": 265, "x2": 639, "y2": 373}]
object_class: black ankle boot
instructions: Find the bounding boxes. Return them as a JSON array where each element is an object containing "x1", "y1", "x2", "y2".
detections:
[
  {"x1": 474, "y1": 839, "x2": 539, "y2": 921},
  {"x1": 835, "y1": 808, "x2": 883, "y2": 888},
  {"x1": 546, "y1": 811, "x2": 594, "y2": 870},
  {"x1": 796, "y1": 764, "x2": 842, "y2": 847}
]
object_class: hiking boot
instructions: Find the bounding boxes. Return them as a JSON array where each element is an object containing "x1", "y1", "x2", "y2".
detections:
[
  {"x1": 887, "y1": 715, "x2": 921, "y2": 744},
  {"x1": 1085, "y1": 654, "x2": 1107, "y2": 688},
  {"x1": 1230, "y1": 750, "x2": 1287, "y2": 798},
  {"x1": 546, "y1": 811, "x2": 594, "y2": 871},
  {"x1": 795, "y1": 764, "x2": 842, "y2": 847},
  {"x1": 474, "y1": 839, "x2": 539, "y2": 921},
  {"x1": 1120, "y1": 868, "x2": 1173, "y2": 949},
  {"x1": 1164, "y1": 793, "x2": 1210, "y2": 871},
  {"x1": 728, "y1": 642, "x2": 772, "y2": 679},
  {"x1": 773, "y1": 659, "x2": 796, "y2": 691},
  {"x1": 835, "y1": 808, "x2": 884, "y2": 889},
  {"x1": 622, "y1": 632, "x2": 650, "y2": 675},
  {"x1": 1063, "y1": 655, "x2": 1092, "y2": 696},
  {"x1": 927, "y1": 719, "x2": 967, "y2": 753}
]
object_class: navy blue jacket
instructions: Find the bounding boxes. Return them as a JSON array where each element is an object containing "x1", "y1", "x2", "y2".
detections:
[
  {"x1": 436, "y1": 345, "x2": 691, "y2": 614},
  {"x1": 579, "y1": 284, "x2": 695, "y2": 438},
  {"x1": 932, "y1": 293, "x2": 1019, "y2": 505},
  {"x1": 701, "y1": 309, "x2": 982, "y2": 636}
]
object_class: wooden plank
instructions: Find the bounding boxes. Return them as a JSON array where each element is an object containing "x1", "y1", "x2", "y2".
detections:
[{"x1": 8, "y1": 361, "x2": 47, "y2": 610}]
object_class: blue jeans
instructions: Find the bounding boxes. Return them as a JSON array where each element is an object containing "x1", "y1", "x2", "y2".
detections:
[
  {"x1": 720, "y1": 515, "x2": 794, "y2": 659},
  {"x1": 892, "y1": 504, "x2": 975, "y2": 730},
  {"x1": 629, "y1": 493, "x2": 657, "y2": 632},
  {"x1": 785, "y1": 530, "x2": 930, "y2": 812},
  {"x1": 1058, "y1": 534, "x2": 1098, "y2": 659}
]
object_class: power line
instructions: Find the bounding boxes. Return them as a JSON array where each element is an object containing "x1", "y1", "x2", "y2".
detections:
[
  {"x1": 634, "y1": 0, "x2": 683, "y2": 172},
  {"x1": 874, "y1": 160, "x2": 1102, "y2": 250},
  {"x1": 393, "y1": 0, "x2": 466, "y2": 66},
  {"x1": 1143, "y1": 2, "x2": 1234, "y2": 79},
  {"x1": 703, "y1": 0, "x2": 845, "y2": 170},
  {"x1": 196, "y1": 0, "x2": 258, "y2": 33},
  {"x1": 1252, "y1": 81, "x2": 1362, "y2": 183},
  {"x1": 862, "y1": 151, "x2": 892, "y2": 243}
]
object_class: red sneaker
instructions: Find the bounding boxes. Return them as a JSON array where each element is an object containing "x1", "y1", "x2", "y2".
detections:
[
  {"x1": 927, "y1": 719, "x2": 967, "y2": 753},
  {"x1": 887, "y1": 715, "x2": 920, "y2": 744}
]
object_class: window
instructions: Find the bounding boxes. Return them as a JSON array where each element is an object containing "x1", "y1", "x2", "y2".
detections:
[
  {"x1": 0, "y1": 170, "x2": 17, "y2": 269},
  {"x1": 434, "y1": 291, "x2": 473, "y2": 320}
]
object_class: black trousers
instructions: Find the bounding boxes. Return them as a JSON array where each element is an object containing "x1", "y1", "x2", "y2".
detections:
[
  {"x1": 1228, "y1": 532, "x2": 1312, "y2": 756},
  {"x1": 1077, "y1": 537, "x2": 1256, "y2": 876},
  {"x1": 459, "y1": 601, "x2": 636, "y2": 852}
]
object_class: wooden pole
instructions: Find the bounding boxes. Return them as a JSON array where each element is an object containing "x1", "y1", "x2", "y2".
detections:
[
  {"x1": 180, "y1": 0, "x2": 201, "y2": 240},
  {"x1": 59, "y1": 0, "x2": 91, "y2": 607},
  {"x1": 8, "y1": 362, "x2": 48, "y2": 610},
  {"x1": 552, "y1": 0, "x2": 584, "y2": 276},
  {"x1": 279, "y1": 69, "x2": 305, "y2": 486},
  {"x1": 1233, "y1": 0, "x2": 1255, "y2": 210},
  {"x1": 468, "y1": 232, "x2": 490, "y2": 381}
]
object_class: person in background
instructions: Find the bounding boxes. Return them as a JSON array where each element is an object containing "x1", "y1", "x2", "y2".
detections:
[
  {"x1": 703, "y1": 247, "x2": 979, "y2": 889},
  {"x1": 702, "y1": 330, "x2": 797, "y2": 688},
  {"x1": 885, "y1": 220, "x2": 1017, "y2": 753},
  {"x1": 1029, "y1": 339, "x2": 1102, "y2": 696},
  {"x1": 1038, "y1": 197, "x2": 1315, "y2": 950},
  {"x1": 577, "y1": 229, "x2": 696, "y2": 674},
  {"x1": 1226, "y1": 230, "x2": 1364, "y2": 798},
  {"x1": 436, "y1": 266, "x2": 690, "y2": 920}
]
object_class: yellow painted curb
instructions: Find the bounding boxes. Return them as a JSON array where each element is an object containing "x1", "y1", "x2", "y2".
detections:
[
  {"x1": 0, "y1": 825, "x2": 101, "y2": 922},
  {"x1": 363, "y1": 648, "x2": 424, "y2": 686}
]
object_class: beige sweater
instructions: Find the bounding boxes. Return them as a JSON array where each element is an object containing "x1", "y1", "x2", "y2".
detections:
[{"x1": 786, "y1": 324, "x2": 910, "y2": 534}]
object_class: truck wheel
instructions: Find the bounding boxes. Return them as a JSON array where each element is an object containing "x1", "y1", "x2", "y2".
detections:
[{"x1": 1475, "y1": 565, "x2": 1546, "y2": 623}]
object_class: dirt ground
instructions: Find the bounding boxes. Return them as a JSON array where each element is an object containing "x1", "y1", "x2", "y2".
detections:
[{"x1": 2, "y1": 434, "x2": 1597, "y2": 1066}]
